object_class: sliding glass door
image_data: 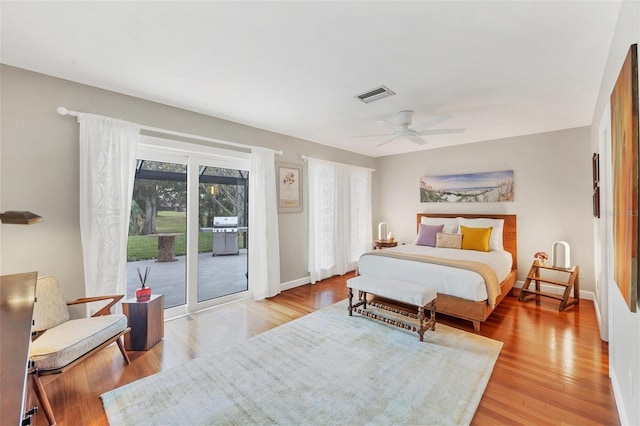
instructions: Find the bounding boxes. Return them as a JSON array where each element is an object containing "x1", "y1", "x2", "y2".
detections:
[{"x1": 127, "y1": 137, "x2": 251, "y2": 318}]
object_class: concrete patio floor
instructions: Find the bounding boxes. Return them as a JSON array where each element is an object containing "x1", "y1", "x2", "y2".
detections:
[{"x1": 126, "y1": 249, "x2": 248, "y2": 309}]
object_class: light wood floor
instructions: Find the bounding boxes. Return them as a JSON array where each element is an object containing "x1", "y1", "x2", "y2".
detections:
[{"x1": 32, "y1": 272, "x2": 619, "y2": 425}]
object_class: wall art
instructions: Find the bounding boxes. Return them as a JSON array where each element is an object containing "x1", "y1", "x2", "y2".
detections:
[
  {"x1": 277, "y1": 163, "x2": 302, "y2": 213},
  {"x1": 610, "y1": 43, "x2": 638, "y2": 312},
  {"x1": 419, "y1": 170, "x2": 514, "y2": 203}
]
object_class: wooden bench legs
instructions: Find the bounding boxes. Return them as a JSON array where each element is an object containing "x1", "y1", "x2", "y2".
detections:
[{"x1": 348, "y1": 288, "x2": 436, "y2": 342}]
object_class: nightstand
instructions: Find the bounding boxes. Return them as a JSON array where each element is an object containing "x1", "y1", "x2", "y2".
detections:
[{"x1": 373, "y1": 239, "x2": 398, "y2": 250}]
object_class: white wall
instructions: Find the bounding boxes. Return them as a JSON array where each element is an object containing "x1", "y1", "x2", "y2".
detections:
[
  {"x1": 589, "y1": 1, "x2": 640, "y2": 424},
  {"x1": 372, "y1": 127, "x2": 594, "y2": 290},
  {"x1": 0, "y1": 65, "x2": 374, "y2": 299}
]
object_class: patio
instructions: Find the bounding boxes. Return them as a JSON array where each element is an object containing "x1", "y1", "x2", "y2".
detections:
[{"x1": 126, "y1": 249, "x2": 248, "y2": 309}]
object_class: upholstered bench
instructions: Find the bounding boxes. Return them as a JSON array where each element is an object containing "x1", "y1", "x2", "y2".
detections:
[{"x1": 347, "y1": 275, "x2": 437, "y2": 341}]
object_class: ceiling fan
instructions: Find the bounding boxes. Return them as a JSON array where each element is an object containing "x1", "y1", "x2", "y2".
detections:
[{"x1": 353, "y1": 110, "x2": 465, "y2": 147}]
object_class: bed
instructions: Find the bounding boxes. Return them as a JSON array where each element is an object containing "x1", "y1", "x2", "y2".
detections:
[{"x1": 357, "y1": 213, "x2": 517, "y2": 331}]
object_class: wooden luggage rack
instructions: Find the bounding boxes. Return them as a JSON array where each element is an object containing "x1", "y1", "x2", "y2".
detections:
[{"x1": 518, "y1": 261, "x2": 579, "y2": 312}]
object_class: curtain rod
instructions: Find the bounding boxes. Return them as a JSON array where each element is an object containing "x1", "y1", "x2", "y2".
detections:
[
  {"x1": 57, "y1": 107, "x2": 283, "y2": 156},
  {"x1": 300, "y1": 154, "x2": 375, "y2": 172}
]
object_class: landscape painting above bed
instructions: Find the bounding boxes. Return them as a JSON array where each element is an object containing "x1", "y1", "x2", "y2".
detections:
[{"x1": 420, "y1": 170, "x2": 514, "y2": 203}]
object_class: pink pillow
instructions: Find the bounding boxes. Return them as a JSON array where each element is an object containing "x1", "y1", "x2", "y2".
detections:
[{"x1": 415, "y1": 224, "x2": 444, "y2": 247}]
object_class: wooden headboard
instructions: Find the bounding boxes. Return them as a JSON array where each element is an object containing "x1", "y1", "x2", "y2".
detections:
[{"x1": 416, "y1": 213, "x2": 517, "y2": 270}]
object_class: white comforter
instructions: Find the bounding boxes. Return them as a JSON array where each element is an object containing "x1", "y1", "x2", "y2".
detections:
[{"x1": 357, "y1": 244, "x2": 513, "y2": 302}]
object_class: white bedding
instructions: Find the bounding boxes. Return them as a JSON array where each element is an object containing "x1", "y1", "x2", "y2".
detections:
[{"x1": 357, "y1": 244, "x2": 513, "y2": 302}]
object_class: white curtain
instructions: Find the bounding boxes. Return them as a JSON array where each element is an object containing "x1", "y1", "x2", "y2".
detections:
[
  {"x1": 249, "y1": 147, "x2": 281, "y2": 299},
  {"x1": 78, "y1": 114, "x2": 139, "y2": 303},
  {"x1": 308, "y1": 158, "x2": 372, "y2": 283}
]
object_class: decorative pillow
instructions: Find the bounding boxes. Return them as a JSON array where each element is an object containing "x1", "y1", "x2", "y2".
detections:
[
  {"x1": 457, "y1": 217, "x2": 505, "y2": 251},
  {"x1": 435, "y1": 232, "x2": 462, "y2": 249},
  {"x1": 415, "y1": 224, "x2": 444, "y2": 247},
  {"x1": 420, "y1": 217, "x2": 458, "y2": 234},
  {"x1": 460, "y1": 225, "x2": 492, "y2": 252}
]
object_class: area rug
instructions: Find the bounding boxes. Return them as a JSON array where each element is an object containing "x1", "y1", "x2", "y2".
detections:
[{"x1": 101, "y1": 300, "x2": 502, "y2": 425}]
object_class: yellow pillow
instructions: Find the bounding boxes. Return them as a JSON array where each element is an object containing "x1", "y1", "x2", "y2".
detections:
[{"x1": 460, "y1": 226, "x2": 492, "y2": 252}]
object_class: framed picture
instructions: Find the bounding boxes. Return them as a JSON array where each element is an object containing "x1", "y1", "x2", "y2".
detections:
[
  {"x1": 277, "y1": 163, "x2": 302, "y2": 212},
  {"x1": 592, "y1": 153, "x2": 600, "y2": 218},
  {"x1": 419, "y1": 170, "x2": 514, "y2": 203},
  {"x1": 610, "y1": 43, "x2": 638, "y2": 312}
]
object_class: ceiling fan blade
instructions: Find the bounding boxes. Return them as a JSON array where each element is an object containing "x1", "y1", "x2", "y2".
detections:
[
  {"x1": 406, "y1": 135, "x2": 427, "y2": 145},
  {"x1": 418, "y1": 128, "x2": 465, "y2": 136},
  {"x1": 375, "y1": 137, "x2": 397, "y2": 148},
  {"x1": 376, "y1": 119, "x2": 401, "y2": 130},
  {"x1": 351, "y1": 133, "x2": 395, "y2": 139},
  {"x1": 417, "y1": 113, "x2": 452, "y2": 129}
]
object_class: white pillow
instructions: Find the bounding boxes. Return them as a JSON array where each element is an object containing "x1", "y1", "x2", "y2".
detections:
[
  {"x1": 456, "y1": 217, "x2": 505, "y2": 251},
  {"x1": 420, "y1": 217, "x2": 458, "y2": 234}
]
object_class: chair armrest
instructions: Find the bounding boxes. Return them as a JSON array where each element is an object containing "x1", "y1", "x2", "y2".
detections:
[{"x1": 67, "y1": 295, "x2": 124, "y2": 316}]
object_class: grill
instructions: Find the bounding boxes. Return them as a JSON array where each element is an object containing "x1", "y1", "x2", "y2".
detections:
[{"x1": 212, "y1": 216, "x2": 239, "y2": 256}]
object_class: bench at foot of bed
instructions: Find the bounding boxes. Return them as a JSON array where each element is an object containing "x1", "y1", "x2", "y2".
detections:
[{"x1": 347, "y1": 275, "x2": 436, "y2": 342}]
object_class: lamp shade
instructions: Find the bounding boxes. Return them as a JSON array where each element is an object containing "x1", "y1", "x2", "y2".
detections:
[{"x1": 0, "y1": 211, "x2": 43, "y2": 225}]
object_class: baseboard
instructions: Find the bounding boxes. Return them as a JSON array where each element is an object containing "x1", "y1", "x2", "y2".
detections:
[
  {"x1": 280, "y1": 276, "x2": 311, "y2": 291},
  {"x1": 609, "y1": 364, "x2": 630, "y2": 426},
  {"x1": 593, "y1": 300, "x2": 609, "y2": 342}
]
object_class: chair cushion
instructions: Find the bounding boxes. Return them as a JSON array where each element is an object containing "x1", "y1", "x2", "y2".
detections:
[
  {"x1": 30, "y1": 314, "x2": 128, "y2": 371},
  {"x1": 33, "y1": 276, "x2": 71, "y2": 331}
]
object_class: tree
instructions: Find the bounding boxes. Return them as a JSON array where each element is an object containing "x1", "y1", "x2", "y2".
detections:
[
  {"x1": 131, "y1": 161, "x2": 187, "y2": 235},
  {"x1": 129, "y1": 163, "x2": 247, "y2": 235}
]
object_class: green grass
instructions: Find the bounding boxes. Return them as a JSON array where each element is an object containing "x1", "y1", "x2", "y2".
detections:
[
  {"x1": 155, "y1": 211, "x2": 186, "y2": 233},
  {"x1": 127, "y1": 211, "x2": 244, "y2": 261}
]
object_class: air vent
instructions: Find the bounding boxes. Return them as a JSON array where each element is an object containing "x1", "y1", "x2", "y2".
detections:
[{"x1": 354, "y1": 85, "x2": 396, "y2": 103}]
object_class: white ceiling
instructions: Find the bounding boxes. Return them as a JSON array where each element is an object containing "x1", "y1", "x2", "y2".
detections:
[{"x1": 0, "y1": 1, "x2": 621, "y2": 157}]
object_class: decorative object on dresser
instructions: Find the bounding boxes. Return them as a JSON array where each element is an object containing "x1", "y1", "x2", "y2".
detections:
[
  {"x1": 356, "y1": 213, "x2": 517, "y2": 332},
  {"x1": 101, "y1": 300, "x2": 501, "y2": 425},
  {"x1": 610, "y1": 43, "x2": 639, "y2": 312},
  {"x1": 29, "y1": 276, "x2": 131, "y2": 425}
]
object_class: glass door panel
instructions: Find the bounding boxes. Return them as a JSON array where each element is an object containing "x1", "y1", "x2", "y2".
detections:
[
  {"x1": 127, "y1": 160, "x2": 187, "y2": 309},
  {"x1": 196, "y1": 165, "x2": 248, "y2": 303}
]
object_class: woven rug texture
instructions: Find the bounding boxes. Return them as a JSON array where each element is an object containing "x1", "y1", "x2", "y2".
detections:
[{"x1": 101, "y1": 300, "x2": 502, "y2": 425}]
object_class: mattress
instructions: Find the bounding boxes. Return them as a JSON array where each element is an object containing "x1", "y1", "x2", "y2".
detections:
[{"x1": 356, "y1": 244, "x2": 513, "y2": 302}]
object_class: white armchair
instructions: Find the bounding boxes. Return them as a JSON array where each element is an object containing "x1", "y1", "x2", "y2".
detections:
[{"x1": 30, "y1": 276, "x2": 131, "y2": 425}]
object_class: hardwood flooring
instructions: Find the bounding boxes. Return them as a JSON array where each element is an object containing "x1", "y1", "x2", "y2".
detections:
[{"x1": 31, "y1": 272, "x2": 619, "y2": 425}]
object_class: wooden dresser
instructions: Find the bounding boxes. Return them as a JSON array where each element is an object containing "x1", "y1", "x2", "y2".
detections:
[{"x1": 0, "y1": 272, "x2": 38, "y2": 425}]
